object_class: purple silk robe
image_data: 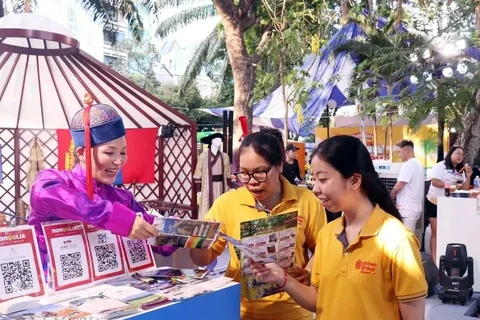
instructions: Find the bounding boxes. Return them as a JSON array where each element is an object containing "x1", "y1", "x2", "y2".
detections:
[{"x1": 29, "y1": 164, "x2": 177, "y2": 271}]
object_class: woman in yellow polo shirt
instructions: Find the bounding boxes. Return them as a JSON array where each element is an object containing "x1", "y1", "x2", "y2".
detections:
[
  {"x1": 250, "y1": 135, "x2": 427, "y2": 320},
  {"x1": 190, "y1": 128, "x2": 326, "y2": 320}
]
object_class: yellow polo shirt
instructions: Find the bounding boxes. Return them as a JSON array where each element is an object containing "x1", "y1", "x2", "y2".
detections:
[
  {"x1": 311, "y1": 205, "x2": 428, "y2": 320},
  {"x1": 206, "y1": 176, "x2": 326, "y2": 320}
]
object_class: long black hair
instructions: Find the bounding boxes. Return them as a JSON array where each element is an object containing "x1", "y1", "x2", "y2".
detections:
[
  {"x1": 238, "y1": 128, "x2": 285, "y2": 166},
  {"x1": 444, "y1": 146, "x2": 465, "y2": 171},
  {"x1": 311, "y1": 135, "x2": 402, "y2": 222}
]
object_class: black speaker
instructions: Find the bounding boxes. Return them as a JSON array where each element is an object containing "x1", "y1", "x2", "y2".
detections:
[{"x1": 422, "y1": 252, "x2": 439, "y2": 297}]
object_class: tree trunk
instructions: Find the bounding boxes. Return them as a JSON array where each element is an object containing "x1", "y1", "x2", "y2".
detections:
[
  {"x1": 389, "y1": 114, "x2": 393, "y2": 161},
  {"x1": 383, "y1": 125, "x2": 388, "y2": 159},
  {"x1": 222, "y1": 19, "x2": 254, "y2": 148},
  {"x1": 477, "y1": 4, "x2": 480, "y2": 41},
  {"x1": 0, "y1": 0, "x2": 4, "y2": 18},
  {"x1": 340, "y1": 0, "x2": 349, "y2": 21},
  {"x1": 456, "y1": 91, "x2": 480, "y2": 166},
  {"x1": 437, "y1": 104, "x2": 445, "y2": 162},
  {"x1": 368, "y1": 0, "x2": 374, "y2": 15}
]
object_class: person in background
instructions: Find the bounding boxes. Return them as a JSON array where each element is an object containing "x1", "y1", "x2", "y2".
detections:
[
  {"x1": 190, "y1": 128, "x2": 326, "y2": 320},
  {"x1": 30, "y1": 103, "x2": 177, "y2": 273},
  {"x1": 390, "y1": 140, "x2": 425, "y2": 232},
  {"x1": 283, "y1": 143, "x2": 302, "y2": 185},
  {"x1": 425, "y1": 146, "x2": 472, "y2": 263},
  {"x1": 249, "y1": 135, "x2": 427, "y2": 320}
]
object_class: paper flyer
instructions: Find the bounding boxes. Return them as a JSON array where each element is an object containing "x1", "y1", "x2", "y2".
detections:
[
  {"x1": 120, "y1": 238, "x2": 155, "y2": 273},
  {"x1": 84, "y1": 224, "x2": 126, "y2": 282},
  {"x1": 8, "y1": 304, "x2": 90, "y2": 319},
  {"x1": 149, "y1": 217, "x2": 220, "y2": 249},
  {"x1": 0, "y1": 226, "x2": 45, "y2": 302},
  {"x1": 41, "y1": 221, "x2": 93, "y2": 292},
  {"x1": 237, "y1": 212, "x2": 298, "y2": 300}
]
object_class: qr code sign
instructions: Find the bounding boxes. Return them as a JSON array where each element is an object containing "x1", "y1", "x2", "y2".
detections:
[
  {"x1": 60, "y1": 252, "x2": 84, "y2": 281},
  {"x1": 94, "y1": 244, "x2": 118, "y2": 272},
  {"x1": 1, "y1": 260, "x2": 34, "y2": 294},
  {"x1": 126, "y1": 240, "x2": 147, "y2": 264}
]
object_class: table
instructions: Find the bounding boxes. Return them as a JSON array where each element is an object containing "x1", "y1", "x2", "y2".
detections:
[
  {"x1": 127, "y1": 282, "x2": 240, "y2": 320},
  {"x1": 437, "y1": 197, "x2": 480, "y2": 291}
]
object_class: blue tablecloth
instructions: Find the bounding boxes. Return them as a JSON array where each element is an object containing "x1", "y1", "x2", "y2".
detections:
[{"x1": 127, "y1": 283, "x2": 240, "y2": 320}]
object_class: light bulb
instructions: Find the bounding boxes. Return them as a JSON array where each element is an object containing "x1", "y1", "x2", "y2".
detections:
[
  {"x1": 455, "y1": 39, "x2": 467, "y2": 50},
  {"x1": 457, "y1": 63, "x2": 468, "y2": 75},
  {"x1": 442, "y1": 67, "x2": 453, "y2": 78}
]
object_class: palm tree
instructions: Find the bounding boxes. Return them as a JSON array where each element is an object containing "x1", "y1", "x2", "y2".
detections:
[
  {"x1": 155, "y1": 1, "x2": 224, "y2": 96},
  {"x1": 0, "y1": 0, "x2": 154, "y2": 42},
  {"x1": 335, "y1": 17, "x2": 424, "y2": 159},
  {"x1": 156, "y1": 1, "x2": 263, "y2": 144}
]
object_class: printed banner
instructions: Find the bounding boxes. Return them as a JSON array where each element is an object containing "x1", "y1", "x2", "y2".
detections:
[
  {"x1": 42, "y1": 221, "x2": 93, "y2": 292},
  {"x1": 84, "y1": 224, "x2": 126, "y2": 282},
  {"x1": 120, "y1": 238, "x2": 155, "y2": 273},
  {"x1": 0, "y1": 226, "x2": 45, "y2": 302}
]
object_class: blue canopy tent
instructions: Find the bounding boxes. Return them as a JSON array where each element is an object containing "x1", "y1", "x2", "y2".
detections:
[{"x1": 200, "y1": 22, "x2": 363, "y2": 137}]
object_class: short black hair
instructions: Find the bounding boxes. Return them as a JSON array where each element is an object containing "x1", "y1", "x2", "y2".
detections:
[
  {"x1": 238, "y1": 128, "x2": 285, "y2": 166},
  {"x1": 397, "y1": 140, "x2": 414, "y2": 149}
]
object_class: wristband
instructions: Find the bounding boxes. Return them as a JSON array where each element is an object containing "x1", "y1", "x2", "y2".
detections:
[{"x1": 278, "y1": 268, "x2": 288, "y2": 289}]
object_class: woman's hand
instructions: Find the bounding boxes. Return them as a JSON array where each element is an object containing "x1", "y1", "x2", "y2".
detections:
[
  {"x1": 128, "y1": 215, "x2": 159, "y2": 240},
  {"x1": 464, "y1": 164, "x2": 473, "y2": 177},
  {"x1": 249, "y1": 259, "x2": 285, "y2": 286},
  {"x1": 288, "y1": 267, "x2": 311, "y2": 285}
]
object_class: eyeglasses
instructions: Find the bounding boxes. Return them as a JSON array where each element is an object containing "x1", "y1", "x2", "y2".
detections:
[{"x1": 234, "y1": 165, "x2": 274, "y2": 183}]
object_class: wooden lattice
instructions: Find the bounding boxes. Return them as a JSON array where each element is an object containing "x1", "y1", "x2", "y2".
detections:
[
  {"x1": 0, "y1": 128, "x2": 196, "y2": 219},
  {"x1": 0, "y1": 129, "x2": 15, "y2": 215}
]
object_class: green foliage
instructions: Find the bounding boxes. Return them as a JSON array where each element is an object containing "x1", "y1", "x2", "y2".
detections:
[
  {"x1": 253, "y1": 0, "x2": 337, "y2": 124},
  {"x1": 156, "y1": 2, "x2": 217, "y2": 37},
  {"x1": 77, "y1": 0, "x2": 152, "y2": 42}
]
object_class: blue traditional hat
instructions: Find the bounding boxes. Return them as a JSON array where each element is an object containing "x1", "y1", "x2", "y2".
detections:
[
  {"x1": 70, "y1": 103, "x2": 126, "y2": 147},
  {"x1": 69, "y1": 94, "x2": 126, "y2": 199}
]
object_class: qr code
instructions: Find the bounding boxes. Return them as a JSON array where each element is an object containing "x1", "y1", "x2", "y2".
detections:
[
  {"x1": 1, "y1": 260, "x2": 34, "y2": 294},
  {"x1": 60, "y1": 252, "x2": 84, "y2": 281},
  {"x1": 94, "y1": 243, "x2": 118, "y2": 272},
  {"x1": 126, "y1": 240, "x2": 147, "y2": 264}
]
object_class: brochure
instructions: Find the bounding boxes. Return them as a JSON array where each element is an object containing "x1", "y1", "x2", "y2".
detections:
[
  {"x1": 8, "y1": 304, "x2": 90, "y2": 319},
  {"x1": 0, "y1": 226, "x2": 45, "y2": 303},
  {"x1": 148, "y1": 217, "x2": 220, "y2": 249},
  {"x1": 41, "y1": 221, "x2": 93, "y2": 292},
  {"x1": 224, "y1": 212, "x2": 298, "y2": 300}
]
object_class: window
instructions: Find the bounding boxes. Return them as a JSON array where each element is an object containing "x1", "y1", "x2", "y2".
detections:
[
  {"x1": 103, "y1": 31, "x2": 125, "y2": 44},
  {"x1": 103, "y1": 55, "x2": 118, "y2": 67}
]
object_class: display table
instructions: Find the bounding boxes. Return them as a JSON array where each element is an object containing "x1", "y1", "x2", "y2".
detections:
[
  {"x1": 437, "y1": 197, "x2": 480, "y2": 291},
  {"x1": 126, "y1": 282, "x2": 240, "y2": 320}
]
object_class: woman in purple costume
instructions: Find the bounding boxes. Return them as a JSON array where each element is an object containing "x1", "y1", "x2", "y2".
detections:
[{"x1": 29, "y1": 102, "x2": 177, "y2": 272}]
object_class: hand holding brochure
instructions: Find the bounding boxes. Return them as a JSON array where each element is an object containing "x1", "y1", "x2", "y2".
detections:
[
  {"x1": 148, "y1": 217, "x2": 220, "y2": 249},
  {"x1": 220, "y1": 212, "x2": 298, "y2": 301}
]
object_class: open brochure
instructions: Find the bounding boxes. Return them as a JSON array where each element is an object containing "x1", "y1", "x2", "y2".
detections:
[
  {"x1": 148, "y1": 217, "x2": 220, "y2": 249},
  {"x1": 219, "y1": 212, "x2": 298, "y2": 301}
]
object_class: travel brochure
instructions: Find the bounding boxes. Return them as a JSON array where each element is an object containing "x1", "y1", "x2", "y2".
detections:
[
  {"x1": 2, "y1": 274, "x2": 233, "y2": 319},
  {"x1": 221, "y1": 212, "x2": 298, "y2": 300},
  {"x1": 148, "y1": 217, "x2": 221, "y2": 249}
]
